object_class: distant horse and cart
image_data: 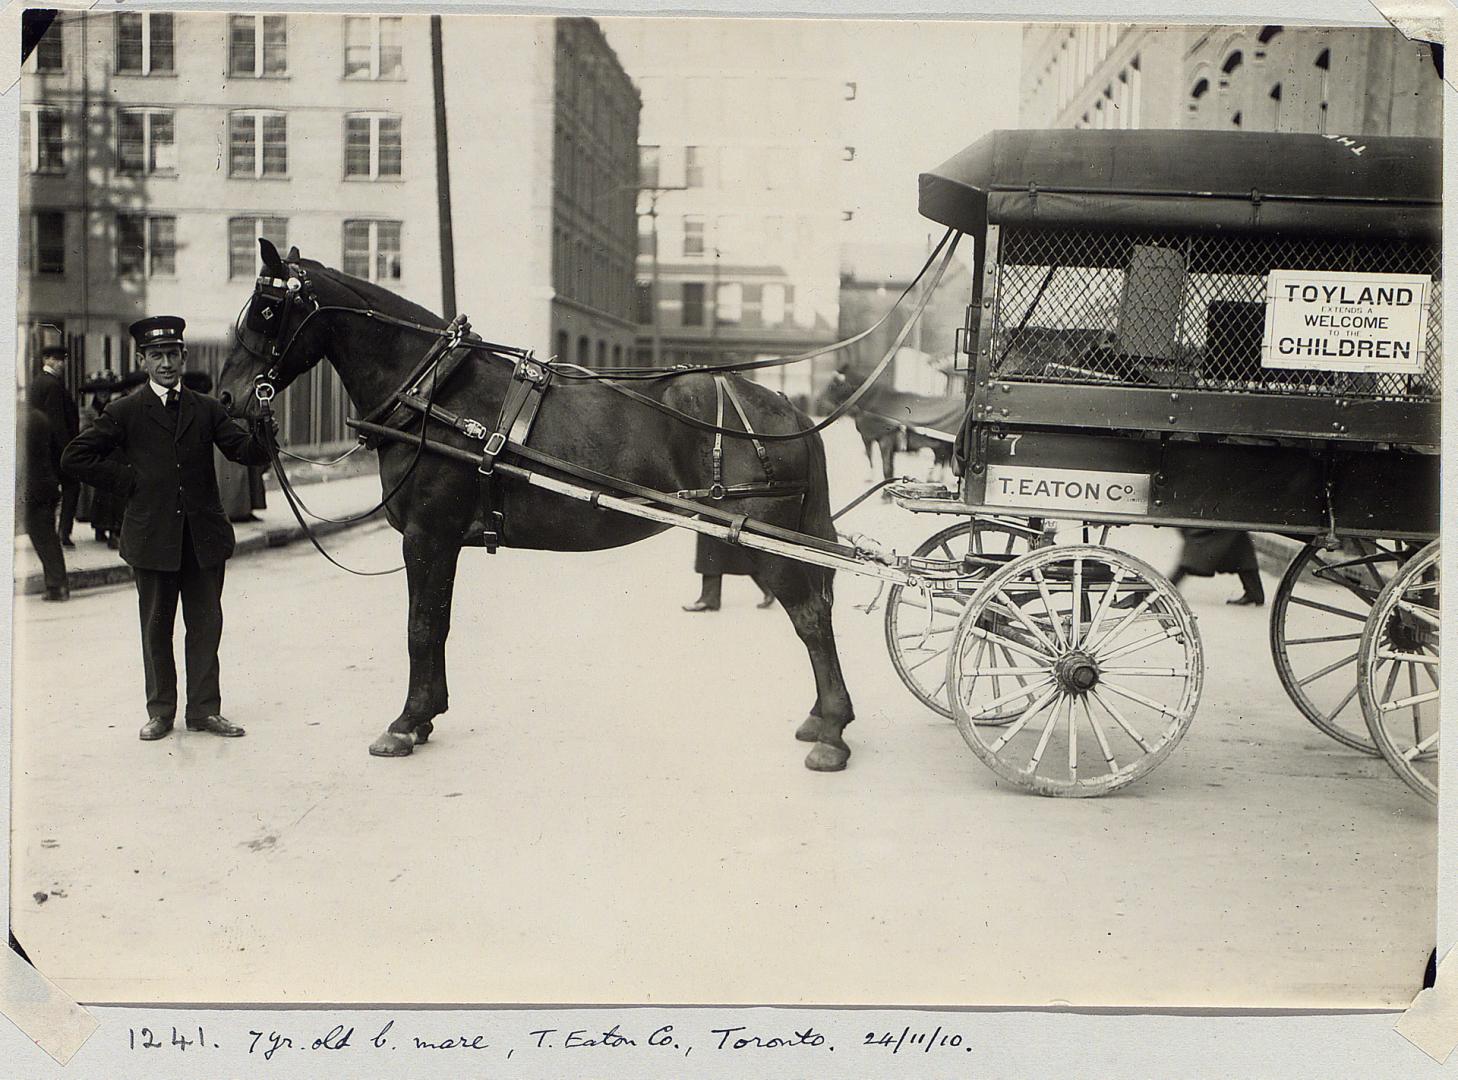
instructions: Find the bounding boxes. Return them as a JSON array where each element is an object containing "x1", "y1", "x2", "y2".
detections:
[{"x1": 219, "y1": 128, "x2": 1440, "y2": 802}]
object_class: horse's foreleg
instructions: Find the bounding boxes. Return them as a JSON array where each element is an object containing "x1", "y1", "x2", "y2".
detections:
[{"x1": 369, "y1": 530, "x2": 463, "y2": 758}]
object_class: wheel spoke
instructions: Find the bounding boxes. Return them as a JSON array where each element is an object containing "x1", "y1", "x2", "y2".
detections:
[
  {"x1": 1295, "y1": 651, "x2": 1359, "y2": 688},
  {"x1": 903, "y1": 644, "x2": 952, "y2": 674},
  {"x1": 1083, "y1": 566, "x2": 1127, "y2": 650},
  {"x1": 1098, "y1": 679, "x2": 1184, "y2": 721},
  {"x1": 1395, "y1": 599, "x2": 1440, "y2": 628},
  {"x1": 1101, "y1": 666, "x2": 1190, "y2": 676},
  {"x1": 1030, "y1": 567, "x2": 1069, "y2": 649},
  {"x1": 1078, "y1": 693, "x2": 1119, "y2": 773},
  {"x1": 1027, "y1": 693, "x2": 1064, "y2": 774},
  {"x1": 895, "y1": 625, "x2": 957, "y2": 642},
  {"x1": 1376, "y1": 649, "x2": 1438, "y2": 665},
  {"x1": 1085, "y1": 592, "x2": 1157, "y2": 655},
  {"x1": 962, "y1": 623, "x2": 1055, "y2": 666},
  {"x1": 1071, "y1": 556, "x2": 1083, "y2": 647},
  {"x1": 1067, "y1": 692, "x2": 1079, "y2": 780},
  {"x1": 1379, "y1": 687, "x2": 1439, "y2": 714},
  {"x1": 970, "y1": 676, "x2": 1057, "y2": 720},
  {"x1": 1283, "y1": 632, "x2": 1363, "y2": 646},
  {"x1": 992, "y1": 586, "x2": 1060, "y2": 656},
  {"x1": 1089, "y1": 687, "x2": 1153, "y2": 753},
  {"x1": 1328, "y1": 682, "x2": 1359, "y2": 719},
  {"x1": 1288, "y1": 595, "x2": 1370, "y2": 622},
  {"x1": 1096, "y1": 625, "x2": 1180, "y2": 664},
  {"x1": 1403, "y1": 729, "x2": 1440, "y2": 761},
  {"x1": 987, "y1": 683, "x2": 1062, "y2": 750},
  {"x1": 996, "y1": 643, "x2": 1034, "y2": 692}
]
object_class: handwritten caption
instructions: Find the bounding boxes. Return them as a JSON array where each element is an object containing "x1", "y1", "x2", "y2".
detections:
[{"x1": 124, "y1": 1019, "x2": 973, "y2": 1062}]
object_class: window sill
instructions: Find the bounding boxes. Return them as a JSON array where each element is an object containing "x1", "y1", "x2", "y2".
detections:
[
  {"x1": 226, "y1": 72, "x2": 292, "y2": 81},
  {"x1": 112, "y1": 71, "x2": 179, "y2": 79},
  {"x1": 342, "y1": 175, "x2": 404, "y2": 183},
  {"x1": 342, "y1": 74, "x2": 407, "y2": 83},
  {"x1": 117, "y1": 171, "x2": 179, "y2": 180},
  {"x1": 227, "y1": 173, "x2": 292, "y2": 182}
]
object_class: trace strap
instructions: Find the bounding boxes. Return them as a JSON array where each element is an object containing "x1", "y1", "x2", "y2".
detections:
[{"x1": 476, "y1": 354, "x2": 553, "y2": 552}]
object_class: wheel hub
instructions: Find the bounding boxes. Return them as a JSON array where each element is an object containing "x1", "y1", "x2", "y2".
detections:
[{"x1": 1053, "y1": 650, "x2": 1100, "y2": 694}]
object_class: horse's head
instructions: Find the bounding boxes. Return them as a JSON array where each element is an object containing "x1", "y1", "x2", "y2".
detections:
[{"x1": 219, "y1": 238, "x2": 330, "y2": 419}]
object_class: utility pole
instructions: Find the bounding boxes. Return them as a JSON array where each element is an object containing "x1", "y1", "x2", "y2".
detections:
[
  {"x1": 430, "y1": 15, "x2": 458, "y2": 319},
  {"x1": 638, "y1": 184, "x2": 685, "y2": 368},
  {"x1": 709, "y1": 246, "x2": 721, "y2": 361}
]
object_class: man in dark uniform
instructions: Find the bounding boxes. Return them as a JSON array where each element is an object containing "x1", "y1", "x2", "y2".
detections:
[
  {"x1": 62, "y1": 316, "x2": 273, "y2": 741},
  {"x1": 17, "y1": 403, "x2": 70, "y2": 600},
  {"x1": 28, "y1": 343, "x2": 80, "y2": 547}
]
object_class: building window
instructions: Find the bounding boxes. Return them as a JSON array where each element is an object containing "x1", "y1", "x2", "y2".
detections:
[
  {"x1": 556, "y1": 330, "x2": 569, "y2": 362},
  {"x1": 1315, "y1": 49, "x2": 1331, "y2": 134},
  {"x1": 116, "y1": 108, "x2": 176, "y2": 175},
  {"x1": 116, "y1": 214, "x2": 176, "y2": 278},
  {"x1": 577, "y1": 336, "x2": 590, "y2": 365},
  {"x1": 34, "y1": 25, "x2": 62, "y2": 71},
  {"x1": 115, "y1": 13, "x2": 174, "y2": 75},
  {"x1": 229, "y1": 111, "x2": 288, "y2": 178},
  {"x1": 639, "y1": 145, "x2": 660, "y2": 188},
  {"x1": 344, "y1": 16, "x2": 404, "y2": 80},
  {"x1": 344, "y1": 114, "x2": 402, "y2": 179},
  {"x1": 685, "y1": 145, "x2": 705, "y2": 188},
  {"x1": 32, "y1": 212, "x2": 65, "y2": 275},
  {"x1": 341, "y1": 219, "x2": 402, "y2": 282},
  {"x1": 1220, "y1": 51, "x2": 1243, "y2": 84},
  {"x1": 1257, "y1": 26, "x2": 1283, "y2": 44},
  {"x1": 716, "y1": 282, "x2": 742, "y2": 324},
  {"x1": 228, "y1": 216, "x2": 288, "y2": 279},
  {"x1": 635, "y1": 282, "x2": 654, "y2": 324},
  {"x1": 762, "y1": 283, "x2": 786, "y2": 326},
  {"x1": 683, "y1": 216, "x2": 705, "y2": 257},
  {"x1": 229, "y1": 15, "x2": 287, "y2": 77},
  {"x1": 1232, "y1": 111, "x2": 1243, "y2": 128},
  {"x1": 1269, "y1": 82, "x2": 1283, "y2": 129},
  {"x1": 22, "y1": 107, "x2": 65, "y2": 174},
  {"x1": 682, "y1": 282, "x2": 705, "y2": 327}
]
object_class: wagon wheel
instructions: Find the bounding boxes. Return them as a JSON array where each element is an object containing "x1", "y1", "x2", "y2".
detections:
[
  {"x1": 884, "y1": 517, "x2": 1043, "y2": 721},
  {"x1": 1269, "y1": 538, "x2": 1406, "y2": 755},
  {"x1": 1358, "y1": 540, "x2": 1439, "y2": 804},
  {"x1": 946, "y1": 545, "x2": 1203, "y2": 797}
]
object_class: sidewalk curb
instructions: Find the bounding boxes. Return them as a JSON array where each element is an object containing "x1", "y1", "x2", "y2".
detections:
[
  {"x1": 1252, "y1": 532, "x2": 1304, "y2": 577},
  {"x1": 18, "y1": 515, "x2": 386, "y2": 597}
]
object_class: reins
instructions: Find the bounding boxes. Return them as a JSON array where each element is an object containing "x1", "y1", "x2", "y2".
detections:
[{"x1": 237, "y1": 226, "x2": 963, "y2": 571}]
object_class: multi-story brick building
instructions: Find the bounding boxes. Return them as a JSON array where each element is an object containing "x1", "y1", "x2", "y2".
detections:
[
  {"x1": 1020, "y1": 23, "x2": 1441, "y2": 136},
  {"x1": 18, "y1": 11, "x2": 639, "y2": 445}
]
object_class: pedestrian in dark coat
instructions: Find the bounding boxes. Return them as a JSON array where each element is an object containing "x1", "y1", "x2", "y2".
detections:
[
  {"x1": 16, "y1": 404, "x2": 70, "y2": 600},
  {"x1": 1170, "y1": 528, "x2": 1265, "y2": 606},
  {"x1": 61, "y1": 316, "x2": 273, "y2": 741},
  {"x1": 28, "y1": 344, "x2": 80, "y2": 547},
  {"x1": 683, "y1": 535, "x2": 776, "y2": 612}
]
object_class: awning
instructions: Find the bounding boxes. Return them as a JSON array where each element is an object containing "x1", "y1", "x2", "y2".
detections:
[{"x1": 919, "y1": 130, "x2": 1441, "y2": 241}]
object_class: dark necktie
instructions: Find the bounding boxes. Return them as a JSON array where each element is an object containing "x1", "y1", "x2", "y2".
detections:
[{"x1": 165, "y1": 389, "x2": 179, "y2": 412}]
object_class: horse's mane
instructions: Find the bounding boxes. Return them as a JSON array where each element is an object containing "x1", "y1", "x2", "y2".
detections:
[{"x1": 301, "y1": 259, "x2": 448, "y2": 331}]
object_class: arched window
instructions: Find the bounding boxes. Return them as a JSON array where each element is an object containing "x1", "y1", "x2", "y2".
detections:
[
  {"x1": 1315, "y1": 50, "x2": 1331, "y2": 134},
  {"x1": 577, "y1": 335, "x2": 590, "y2": 366},
  {"x1": 1257, "y1": 26, "x2": 1283, "y2": 44},
  {"x1": 1231, "y1": 111, "x2": 1242, "y2": 128},
  {"x1": 1221, "y1": 51, "x2": 1243, "y2": 76},
  {"x1": 1190, "y1": 78, "x2": 1210, "y2": 99},
  {"x1": 1269, "y1": 83, "x2": 1283, "y2": 129},
  {"x1": 556, "y1": 329, "x2": 568, "y2": 362},
  {"x1": 1314, "y1": 48, "x2": 1330, "y2": 70}
]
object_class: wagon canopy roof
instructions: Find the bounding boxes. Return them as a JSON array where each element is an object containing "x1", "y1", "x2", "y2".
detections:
[{"x1": 919, "y1": 130, "x2": 1441, "y2": 241}]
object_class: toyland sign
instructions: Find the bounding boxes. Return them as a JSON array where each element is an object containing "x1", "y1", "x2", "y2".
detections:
[{"x1": 1261, "y1": 270, "x2": 1432, "y2": 374}]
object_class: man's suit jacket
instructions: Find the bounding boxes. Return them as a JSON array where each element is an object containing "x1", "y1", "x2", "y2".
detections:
[
  {"x1": 61, "y1": 385, "x2": 272, "y2": 571},
  {"x1": 28, "y1": 369, "x2": 80, "y2": 460},
  {"x1": 16, "y1": 405, "x2": 65, "y2": 504}
]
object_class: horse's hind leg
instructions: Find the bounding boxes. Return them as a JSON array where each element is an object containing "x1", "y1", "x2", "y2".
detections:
[
  {"x1": 760, "y1": 557, "x2": 854, "y2": 771},
  {"x1": 369, "y1": 529, "x2": 463, "y2": 758}
]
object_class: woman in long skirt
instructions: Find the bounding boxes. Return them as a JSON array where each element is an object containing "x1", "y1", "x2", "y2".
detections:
[{"x1": 1170, "y1": 528, "x2": 1265, "y2": 606}]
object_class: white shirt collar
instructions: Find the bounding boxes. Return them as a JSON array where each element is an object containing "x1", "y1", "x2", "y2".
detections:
[{"x1": 149, "y1": 380, "x2": 176, "y2": 403}]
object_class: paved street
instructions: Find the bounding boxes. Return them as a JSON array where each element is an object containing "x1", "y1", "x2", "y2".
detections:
[{"x1": 9, "y1": 425, "x2": 1436, "y2": 1009}]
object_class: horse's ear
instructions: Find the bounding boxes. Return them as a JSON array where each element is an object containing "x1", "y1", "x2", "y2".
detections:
[
  {"x1": 258, "y1": 238, "x2": 284, "y2": 275},
  {"x1": 286, "y1": 245, "x2": 301, "y2": 261}
]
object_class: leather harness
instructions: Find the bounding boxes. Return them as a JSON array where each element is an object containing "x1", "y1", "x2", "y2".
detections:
[{"x1": 374, "y1": 330, "x2": 803, "y2": 554}]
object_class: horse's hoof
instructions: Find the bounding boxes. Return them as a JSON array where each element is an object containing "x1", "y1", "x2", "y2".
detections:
[
  {"x1": 369, "y1": 732, "x2": 415, "y2": 757},
  {"x1": 414, "y1": 721, "x2": 434, "y2": 745},
  {"x1": 804, "y1": 741, "x2": 850, "y2": 772},
  {"x1": 794, "y1": 714, "x2": 822, "y2": 743}
]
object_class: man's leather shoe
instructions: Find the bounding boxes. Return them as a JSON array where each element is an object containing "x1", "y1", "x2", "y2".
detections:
[
  {"x1": 42, "y1": 587, "x2": 69, "y2": 602},
  {"x1": 186, "y1": 715, "x2": 246, "y2": 737},
  {"x1": 61, "y1": 537, "x2": 75, "y2": 549},
  {"x1": 681, "y1": 600, "x2": 719, "y2": 612},
  {"x1": 1226, "y1": 594, "x2": 1265, "y2": 606},
  {"x1": 139, "y1": 716, "x2": 174, "y2": 740}
]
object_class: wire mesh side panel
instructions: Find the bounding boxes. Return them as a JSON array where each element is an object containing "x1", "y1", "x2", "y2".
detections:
[{"x1": 990, "y1": 228, "x2": 1441, "y2": 402}]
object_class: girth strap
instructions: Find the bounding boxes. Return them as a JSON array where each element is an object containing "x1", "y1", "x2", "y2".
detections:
[{"x1": 477, "y1": 355, "x2": 553, "y2": 552}]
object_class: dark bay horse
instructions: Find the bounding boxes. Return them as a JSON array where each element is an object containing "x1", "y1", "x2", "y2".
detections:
[
  {"x1": 218, "y1": 241, "x2": 856, "y2": 771},
  {"x1": 817, "y1": 369, "x2": 958, "y2": 485}
]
